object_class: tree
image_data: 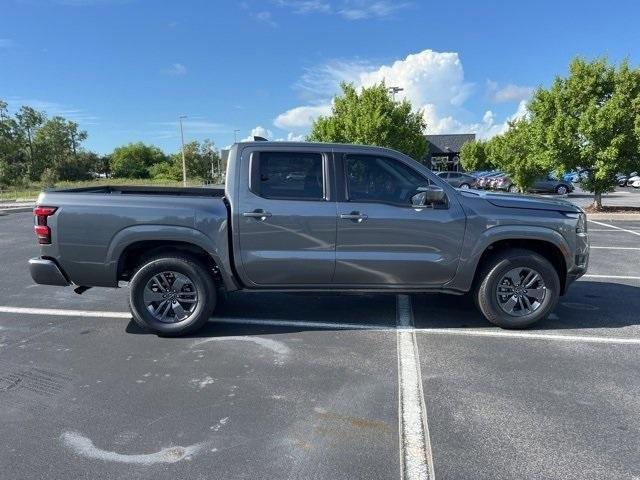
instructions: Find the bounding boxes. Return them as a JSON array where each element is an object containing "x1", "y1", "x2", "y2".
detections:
[
  {"x1": 491, "y1": 119, "x2": 549, "y2": 191},
  {"x1": 15, "y1": 106, "x2": 45, "y2": 179},
  {"x1": 308, "y1": 82, "x2": 428, "y2": 160},
  {"x1": 0, "y1": 101, "x2": 26, "y2": 185},
  {"x1": 150, "y1": 140, "x2": 221, "y2": 182},
  {"x1": 110, "y1": 142, "x2": 166, "y2": 178},
  {"x1": 460, "y1": 140, "x2": 492, "y2": 171},
  {"x1": 527, "y1": 57, "x2": 640, "y2": 208},
  {"x1": 34, "y1": 116, "x2": 88, "y2": 180}
]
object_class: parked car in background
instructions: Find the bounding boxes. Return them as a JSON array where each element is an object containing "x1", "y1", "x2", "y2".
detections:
[
  {"x1": 477, "y1": 171, "x2": 503, "y2": 189},
  {"x1": 489, "y1": 173, "x2": 508, "y2": 190},
  {"x1": 627, "y1": 172, "x2": 640, "y2": 187},
  {"x1": 529, "y1": 175, "x2": 575, "y2": 195},
  {"x1": 632, "y1": 179, "x2": 640, "y2": 188},
  {"x1": 494, "y1": 174, "x2": 574, "y2": 195},
  {"x1": 615, "y1": 173, "x2": 629, "y2": 187},
  {"x1": 563, "y1": 169, "x2": 589, "y2": 183},
  {"x1": 435, "y1": 171, "x2": 477, "y2": 189}
]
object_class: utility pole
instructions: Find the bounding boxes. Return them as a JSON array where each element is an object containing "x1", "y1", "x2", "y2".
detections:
[
  {"x1": 388, "y1": 86, "x2": 404, "y2": 101},
  {"x1": 179, "y1": 115, "x2": 187, "y2": 187}
]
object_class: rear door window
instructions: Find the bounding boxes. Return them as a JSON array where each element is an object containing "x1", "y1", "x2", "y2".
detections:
[{"x1": 253, "y1": 151, "x2": 325, "y2": 200}]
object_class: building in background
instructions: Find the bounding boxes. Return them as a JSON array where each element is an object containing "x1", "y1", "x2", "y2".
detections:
[{"x1": 424, "y1": 134, "x2": 475, "y2": 171}]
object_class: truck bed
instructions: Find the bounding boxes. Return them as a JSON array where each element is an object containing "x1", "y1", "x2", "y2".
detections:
[{"x1": 49, "y1": 185, "x2": 225, "y2": 197}]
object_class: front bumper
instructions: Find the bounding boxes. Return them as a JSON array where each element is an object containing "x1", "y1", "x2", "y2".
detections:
[
  {"x1": 29, "y1": 257, "x2": 70, "y2": 286},
  {"x1": 565, "y1": 232, "x2": 590, "y2": 290}
]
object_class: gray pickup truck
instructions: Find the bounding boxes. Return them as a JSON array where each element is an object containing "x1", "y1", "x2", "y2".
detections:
[{"x1": 29, "y1": 141, "x2": 589, "y2": 335}]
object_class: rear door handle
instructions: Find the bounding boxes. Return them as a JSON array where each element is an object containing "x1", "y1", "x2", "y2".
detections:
[
  {"x1": 339, "y1": 212, "x2": 368, "y2": 223},
  {"x1": 242, "y1": 209, "x2": 272, "y2": 220}
]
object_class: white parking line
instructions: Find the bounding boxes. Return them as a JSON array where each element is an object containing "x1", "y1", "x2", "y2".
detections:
[
  {"x1": 588, "y1": 219, "x2": 640, "y2": 236},
  {"x1": 0, "y1": 306, "x2": 131, "y2": 318},
  {"x1": 414, "y1": 328, "x2": 640, "y2": 345},
  {"x1": 2, "y1": 305, "x2": 638, "y2": 347},
  {"x1": 590, "y1": 246, "x2": 640, "y2": 250},
  {"x1": 583, "y1": 274, "x2": 640, "y2": 280},
  {"x1": 396, "y1": 295, "x2": 435, "y2": 480}
]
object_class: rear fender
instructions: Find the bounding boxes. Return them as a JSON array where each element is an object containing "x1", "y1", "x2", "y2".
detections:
[{"x1": 105, "y1": 225, "x2": 238, "y2": 290}]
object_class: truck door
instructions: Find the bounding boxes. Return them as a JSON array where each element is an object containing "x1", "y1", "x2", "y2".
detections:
[
  {"x1": 236, "y1": 148, "x2": 337, "y2": 286},
  {"x1": 333, "y1": 153, "x2": 465, "y2": 286}
]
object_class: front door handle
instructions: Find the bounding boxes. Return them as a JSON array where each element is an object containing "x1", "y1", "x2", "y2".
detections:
[
  {"x1": 340, "y1": 211, "x2": 368, "y2": 223},
  {"x1": 242, "y1": 209, "x2": 272, "y2": 221}
]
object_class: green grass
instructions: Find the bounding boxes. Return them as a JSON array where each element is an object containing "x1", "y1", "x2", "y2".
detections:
[{"x1": 0, "y1": 177, "x2": 214, "y2": 202}]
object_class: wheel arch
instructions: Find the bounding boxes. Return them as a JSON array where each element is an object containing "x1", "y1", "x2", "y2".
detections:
[
  {"x1": 473, "y1": 238, "x2": 567, "y2": 294},
  {"x1": 448, "y1": 225, "x2": 571, "y2": 295},
  {"x1": 105, "y1": 225, "x2": 238, "y2": 291}
]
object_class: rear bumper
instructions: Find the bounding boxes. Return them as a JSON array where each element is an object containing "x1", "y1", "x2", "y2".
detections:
[{"x1": 29, "y1": 257, "x2": 71, "y2": 286}]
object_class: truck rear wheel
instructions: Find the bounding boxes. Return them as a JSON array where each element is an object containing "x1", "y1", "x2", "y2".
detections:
[
  {"x1": 128, "y1": 254, "x2": 216, "y2": 336},
  {"x1": 474, "y1": 249, "x2": 559, "y2": 328}
]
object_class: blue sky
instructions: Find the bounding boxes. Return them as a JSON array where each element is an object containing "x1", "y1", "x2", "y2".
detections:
[{"x1": 2, "y1": 0, "x2": 639, "y2": 154}]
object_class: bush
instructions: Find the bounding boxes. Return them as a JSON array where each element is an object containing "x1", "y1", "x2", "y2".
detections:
[
  {"x1": 110, "y1": 143, "x2": 167, "y2": 179},
  {"x1": 41, "y1": 168, "x2": 58, "y2": 188}
]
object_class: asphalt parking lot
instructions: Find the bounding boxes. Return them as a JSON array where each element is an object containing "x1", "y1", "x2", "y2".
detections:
[{"x1": 1, "y1": 212, "x2": 639, "y2": 480}]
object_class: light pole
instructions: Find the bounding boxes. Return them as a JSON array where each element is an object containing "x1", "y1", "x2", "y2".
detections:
[
  {"x1": 388, "y1": 86, "x2": 404, "y2": 101},
  {"x1": 179, "y1": 115, "x2": 187, "y2": 187}
]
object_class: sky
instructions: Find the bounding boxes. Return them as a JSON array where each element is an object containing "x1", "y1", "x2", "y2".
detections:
[{"x1": 1, "y1": 0, "x2": 640, "y2": 154}]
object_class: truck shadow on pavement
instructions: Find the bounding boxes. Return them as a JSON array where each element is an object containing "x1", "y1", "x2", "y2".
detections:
[
  {"x1": 412, "y1": 281, "x2": 640, "y2": 332},
  {"x1": 126, "y1": 280, "x2": 640, "y2": 337}
]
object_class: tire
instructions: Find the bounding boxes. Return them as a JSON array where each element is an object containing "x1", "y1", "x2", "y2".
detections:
[
  {"x1": 128, "y1": 254, "x2": 217, "y2": 336},
  {"x1": 508, "y1": 185, "x2": 518, "y2": 193},
  {"x1": 555, "y1": 185, "x2": 568, "y2": 195},
  {"x1": 459, "y1": 183, "x2": 470, "y2": 189},
  {"x1": 474, "y1": 248, "x2": 560, "y2": 329}
]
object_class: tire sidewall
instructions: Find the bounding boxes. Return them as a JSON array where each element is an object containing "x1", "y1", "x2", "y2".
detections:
[
  {"x1": 129, "y1": 257, "x2": 215, "y2": 335},
  {"x1": 479, "y1": 253, "x2": 559, "y2": 328}
]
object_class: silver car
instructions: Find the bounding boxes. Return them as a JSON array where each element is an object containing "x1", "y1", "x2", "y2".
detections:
[{"x1": 436, "y1": 171, "x2": 477, "y2": 189}]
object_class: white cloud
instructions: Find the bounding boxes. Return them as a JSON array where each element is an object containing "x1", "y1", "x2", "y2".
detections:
[
  {"x1": 274, "y1": 132, "x2": 306, "y2": 141},
  {"x1": 252, "y1": 11, "x2": 278, "y2": 26},
  {"x1": 163, "y1": 63, "x2": 187, "y2": 76},
  {"x1": 6, "y1": 97, "x2": 99, "y2": 125},
  {"x1": 486, "y1": 80, "x2": 533, "y2": 103},
  {"x1": 274, "y1": 0, "x2": 331, "y2": 14},
  {"x1": 274, "y1": 104, "x2": 332, "y2": 129},
  {"x1": 242, "y1": 126, "x2": 274, "y2": 141},
  {"x1": 270, "y1": 0, "x2": 410, "y2": 19},
  {"x1": 273, "y1": 49, "x2": 527, "y2": 140},
  {"x1": 338, "y1": 1, "x2": 411, "y2": 20}
]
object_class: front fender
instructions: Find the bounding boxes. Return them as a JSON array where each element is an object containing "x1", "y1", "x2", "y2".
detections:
[
  {"x1": 447, "y1": 225, "x2": 572, "y2": 292},
  {"x1": 104, "y1": 225, "x2": 236, "y2": 290}
]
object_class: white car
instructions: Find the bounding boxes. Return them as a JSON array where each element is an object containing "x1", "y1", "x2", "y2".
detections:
[
  {"x1": 632, "y1": 179, "x2": 640, "y2": 188},
  {"x1": 627, "y1": 172, "x2": 640, "y2": 186}
]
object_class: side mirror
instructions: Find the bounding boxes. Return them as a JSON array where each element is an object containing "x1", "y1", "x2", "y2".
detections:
[{"x1": 411, "y1": 185, "x2": 446, "y2": 207}]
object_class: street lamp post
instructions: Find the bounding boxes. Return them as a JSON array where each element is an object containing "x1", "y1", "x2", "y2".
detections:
[
  {"x1": 388, "y1": 86, "x2": 404, "y2": 101},
  {"x1": 179, "y1": 115, "x2": 187, "y2": 187}
]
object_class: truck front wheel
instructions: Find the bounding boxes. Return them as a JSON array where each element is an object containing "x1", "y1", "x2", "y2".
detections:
[
  {"x1": 129, "y1": 254, "x2": 216, "y2": 336},
  {"x1": 474, "y1": 249, "x2": 560, "y2": 328}
]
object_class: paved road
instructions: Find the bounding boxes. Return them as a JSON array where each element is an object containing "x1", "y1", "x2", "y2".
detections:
[
  {"x1": 561, "y1": 185, "x2": 640, "y2": 209},
  {"x1": 0, "y1": 212, "x2": 639, "y2": 479}
]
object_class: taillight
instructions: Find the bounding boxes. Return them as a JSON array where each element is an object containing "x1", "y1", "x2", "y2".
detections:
[{"x1": 33, "y1": 206, "x2": 57, "y2": 244}]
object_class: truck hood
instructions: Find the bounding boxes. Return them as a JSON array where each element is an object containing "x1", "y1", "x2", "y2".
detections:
[{"x1": 460, "y1": 190, "x2": 581, "y2": 213}]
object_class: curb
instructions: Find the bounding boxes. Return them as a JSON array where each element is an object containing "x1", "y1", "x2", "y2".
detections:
[
  {"x1": 586, "y1": 213, "x2": 640, "y2": 221},
  {"x1": 0, "y1": 206, "x2": 34, "y2": 215}
]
